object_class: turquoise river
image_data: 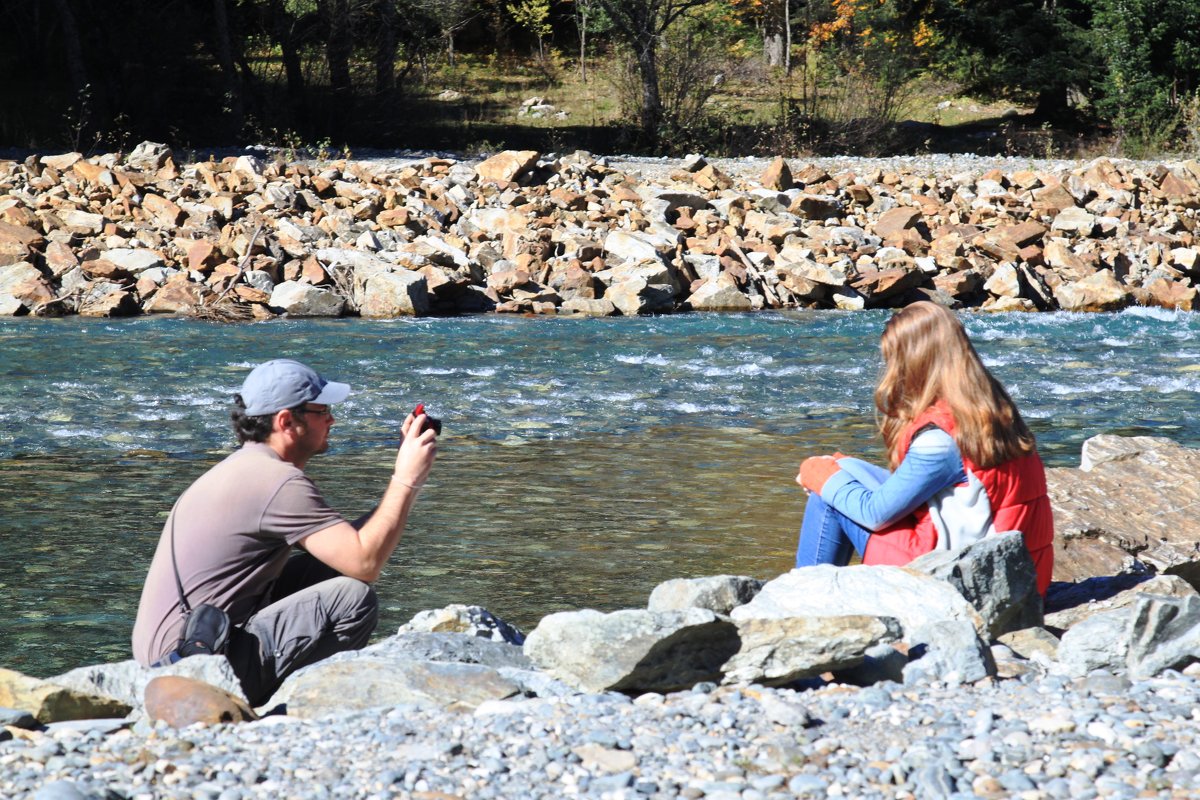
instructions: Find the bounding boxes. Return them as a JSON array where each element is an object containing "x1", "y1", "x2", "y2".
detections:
[{"x1": 3, "y1": 308, "x2": 1199, "y2": 677}]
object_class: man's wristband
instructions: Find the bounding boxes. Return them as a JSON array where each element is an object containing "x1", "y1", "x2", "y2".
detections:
[{"x1": 391, "y1": 475, "x2": 424, "y2": 492}]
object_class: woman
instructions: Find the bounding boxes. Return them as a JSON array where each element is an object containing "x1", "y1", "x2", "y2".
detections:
[{"x1": 794, "y1": 302, "x2": 1053, "y2": 595}]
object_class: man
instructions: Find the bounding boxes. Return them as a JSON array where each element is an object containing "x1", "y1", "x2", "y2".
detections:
[{"x1": 132, "y1": 358, "x2": 437, "y2": 705}]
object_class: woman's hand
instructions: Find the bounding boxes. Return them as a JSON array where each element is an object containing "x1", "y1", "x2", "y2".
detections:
[{"x1": 797, "y1": 455, "x2": 841, "y2": 495}]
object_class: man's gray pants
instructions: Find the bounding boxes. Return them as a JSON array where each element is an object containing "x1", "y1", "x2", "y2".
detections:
[{"x1": 226, "y1": 553, "x2": 378, "y2": 706}]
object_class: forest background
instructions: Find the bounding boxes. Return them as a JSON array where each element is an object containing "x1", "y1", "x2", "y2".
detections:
[{"x1": 8, "y1": 0, "x2": 1200, "y2": 159}]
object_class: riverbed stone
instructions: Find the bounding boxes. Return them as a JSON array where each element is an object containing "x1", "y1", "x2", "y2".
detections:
[
  {"x1": 1044, "y1": 573, "x2": 1196, "y2": 631},
  {"x1": 732, "y1": 564, "x2": 985, "y2": 636},
  {"x1": 0, "y1": 669, "x2": 130, "y2": 723},
  {"x1": 524, "y1": 608, "x2": 740, "y2": 693},
  {"x1": 902, "y1": 619, "x2": 996, "y2": 685},
  {"x1": 686, "y1": 276, "x2": 753, "y2": 311},
  {"x1": 1048, "y1": 435, "x2": 1200, "y2": 586},
  {"x1": 908, "y1": 531, "x2": 1043, "y2": 638},
  {"x1": 143, "y1": 675, "x2": 256, "y2": 728},
  {"x1": 272, "y1": 658, "x2": 522, "y2": 717},
  {"x1": 647, "y1": 575, "x2": 765, "y2": 615},
  {"x1": 722, "y1": 614, "x2": 903, "y2": 686},
  {"x1": 269, "y1": 280, "x2": 345, "y2": 316},
  {"x1": 1125, "y1": 593, "x2": 1200, "y2": 679},
  {"x1": 397, "y1": 606, "x2": 526, "y2": 645},
  {"x1": 51, "y1": 655, "x2": 248, "y2": 711},
  {"x1": 476, "y1": 150, "x2": 539, "y2": 184},
  {"x1": 1055, "y1": 607, "x2": 1131, "y2": 676},
  {"x1": 358, "y1": 269, "x2": 430, "y2": 316}
]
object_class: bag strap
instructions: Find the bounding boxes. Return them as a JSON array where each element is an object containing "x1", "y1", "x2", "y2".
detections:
[{"x1": 166, "y1": 497, "x2": 193, "y2": 616}]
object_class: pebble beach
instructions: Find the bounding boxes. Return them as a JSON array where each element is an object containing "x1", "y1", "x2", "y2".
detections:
[{"x1": 6, "y1": 667, "x2": 1200, "y2": 800}]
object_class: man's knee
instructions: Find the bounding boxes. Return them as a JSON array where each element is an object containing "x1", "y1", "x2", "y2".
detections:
[{"x1": 326, "y1": 576, "x2": 379, "y2": 637}]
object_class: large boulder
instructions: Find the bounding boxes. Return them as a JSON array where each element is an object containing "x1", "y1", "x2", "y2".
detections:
[
  {"x1": 269, "y1": 280, "x2": 345, "y2": 317},
  {"x1": 272, "y1": 658, "x2": 522, "y2": 717},
  {"x1": 476, "y1": 150, "x2": 540, "y2": 184},
  {"x1": 908, "y1": 532, "x2": 1043, "y2": 638},
  {"x1": 358, "y1": 269, "x2": 430, "y2": 316},
  {"x1": 523, "y1": 608, "x2": 739, "y2": 693},
  {"x1": 0, "y1": 669, "x2": 130, "y2": 723},
  {"x1": 722, "y1": 614, "x2": 902, "y2": 686},
  {"x1": 604, "y1": 277, "x2": 675, "y2": 316},
  {"x1": 686, "y1": 276, "x2": 752, "y2": 311},
  {"x1": 1048, "y1": 435, "x2": 1200, "y2": 586},
  {"x1": 1052, "y1": 269, "x2": 1129, "y2": 312},
  {"x1": 731, "y1": 565, "x2": 985, "y2": 636},
  {"x1": 1125, "y1": 593, "x2": 1200, "y2": 679},
  {"x1": 51, "y1": 655, "x2": 248, "y2": 711},
  {"x1": 1044, "y1": 574, "x2": 1197, "y2": 632}
]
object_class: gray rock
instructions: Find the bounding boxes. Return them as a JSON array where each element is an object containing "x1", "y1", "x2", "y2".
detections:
[
  {"x1": 101, "y1": 248, "x2": 164, "y2": 273},
  {"x1": 731, "y1": 565, "x2": 985, "y2": 636},
  {"x1": 0, "y1": 706, "x2": 38, "y2": 728},
  {"x1": 832, "y1": 642, "x2": 908, "y2": 686},
  {"x1": 356, "y1": 632, "x2": 530, "y2": 669},
  {"x1": 524, "y1": 608, "x2": 739, "y2": 693},
  {"x1": 357, "y1": 269, "x2": 431, "y2": 316},
  {"x1": 603, "y1": 230, "x2": 675, "y2": 265},
  {"x1": 647, "y1": 575, "x2": 765, "y2": 614},
  {"x1": 1126, "y1": 594, "x2": 1200, "y2": 679},
  {"x1": 997, "y1": 627, "x2": 1060, "y2": 662},
  {"x1": 908, "y1": 531, "x2": 1043, "y2": 638},
  {"x1": 32, "y1": 780, "x2": 91, "y2": 800},
  {"x1": 51, "y1": 655, "x2": 248, "y2": 711},
  {"x1": 1055, "y1": 608, "x2": 1130, "y2": 677},
  {"x1": 902, "y1": 619, "x2": 995, "y2": 685},
  {"x1": 560, "y1": 297, "x2": 616, "y2": 316},
  {"x1": 398, "y1": 605, "x2": 526, "y2": 645},
  {"x1": 722, "y1": 614, "x2": 902, "y2": 686},
  {"x1": 1044, "y1": 574, "x2": 1195, "y2": 631},
  {"x1": 271, "y1": 658, "x2": 521, "y2": 717},
  {"x1": 686, "y1": 278, "x2": 753, "y2": 311},
  {"x1": 269, "y1": 280, "x2": 345, "y2": 317},
  {"x1": 604, "y1": 278, "x2": 675, "y2": 316},
  {"x1": 125, "y1": 141, "x2": 172, "y2": 171}
]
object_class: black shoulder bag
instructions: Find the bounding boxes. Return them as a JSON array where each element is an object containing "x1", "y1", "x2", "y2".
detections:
[{"x1": 169, "y1": 510, "x2": 231, "y2": 658}]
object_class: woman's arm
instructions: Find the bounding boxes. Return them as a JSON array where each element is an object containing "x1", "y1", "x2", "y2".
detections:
[{"x1": 820, "y1": 429, "x2": 966, "y2": 531}]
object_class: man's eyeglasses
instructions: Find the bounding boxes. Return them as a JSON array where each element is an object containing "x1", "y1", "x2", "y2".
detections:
[{"x1": 297, "y1": 404, "x2": 333, "y2": 418}]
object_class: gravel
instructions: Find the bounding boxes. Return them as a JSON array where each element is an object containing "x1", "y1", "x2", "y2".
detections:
[{"x1": 4, "y1": 669, "x2": 1200, "y2": 798}]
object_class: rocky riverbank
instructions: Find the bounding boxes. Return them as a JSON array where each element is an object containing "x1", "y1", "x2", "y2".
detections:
[
  {"x1": 2, "y1": 144, "x2": 1200, "y2": 319},
  {"x1": 4, "y1": 433, "x2": 1200, "y2": 798}
]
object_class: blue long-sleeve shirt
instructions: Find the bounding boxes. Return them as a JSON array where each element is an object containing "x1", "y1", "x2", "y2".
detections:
[{"x1": 818, "y1": 428, "x2": 967, "y2": 531}]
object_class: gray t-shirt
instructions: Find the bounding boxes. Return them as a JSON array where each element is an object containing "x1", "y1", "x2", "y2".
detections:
[{"x1": 132, "y1": 443, "x2": 345, "y2": 664}]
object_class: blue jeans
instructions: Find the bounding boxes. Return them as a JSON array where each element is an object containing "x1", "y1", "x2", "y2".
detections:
[{"x1": 794, "y1": 458, "x2": 889, "y2": 568}]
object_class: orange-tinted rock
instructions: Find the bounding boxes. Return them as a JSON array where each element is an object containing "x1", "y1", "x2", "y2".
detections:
[
  {"x1": 873, "y1": 207, "x2": 922, "y2": 238},
  {"x1": 476, "y1": 151, "x2": 540, "y2": 184},
  {"x1": 760, "y1": 157, "x2": 794, "y2": 191},
  {"x1": 144, "y1": 675, "x2": 256, "y2": 728},
  {"x1": 80, "y1": 289, "x2": 140, "y2": 317},
  {"x1": 81, "y1": 259, "x2": 131, "y2": 280},
  {"x1": 187, "y1": 239, "x2": 220, "y2": 273}
]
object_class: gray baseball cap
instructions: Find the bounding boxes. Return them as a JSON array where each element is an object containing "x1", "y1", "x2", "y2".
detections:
[{"x1": 240, "y1": 359, "x2": 351, "y2": 416}]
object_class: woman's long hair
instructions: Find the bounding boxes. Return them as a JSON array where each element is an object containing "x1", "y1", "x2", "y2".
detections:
[{"x1": 874, "y1": 302, "x2": 1035, "y2": 469}]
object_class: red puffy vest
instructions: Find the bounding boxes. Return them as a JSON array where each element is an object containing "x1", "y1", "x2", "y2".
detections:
[{"x1": 861, "y1": 402, "x2": 1055, "y2": 596}]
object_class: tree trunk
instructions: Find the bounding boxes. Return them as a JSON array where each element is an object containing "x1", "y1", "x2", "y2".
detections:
[
  {"x1": 636, "y1": 42, "x2": 661, "y2": 142},
  {"x1": 764, "y1": 33, "x2": 784, "y2": 67},
  {"x1": 270, "y1": 2, "x2": 308, "y2": 123},
  {"x1": 324, "y1": 0, "x2": 353, "y2": 94},
  {"x1": 374, "y1": 0, "x2": 397, "y2": 94},
  {"x1": 578, "y1": 9, "x2": 588, "y2": 82},
  {"x1": 211, "y1": 0, "x2": 244, "y2": 131}
]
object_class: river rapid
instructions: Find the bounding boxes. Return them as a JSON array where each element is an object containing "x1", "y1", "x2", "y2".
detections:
[{"x1": 3, "y1": 308, "x2": 1199, "y2": 677}]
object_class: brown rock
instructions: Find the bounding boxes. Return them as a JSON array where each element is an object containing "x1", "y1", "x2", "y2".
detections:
[
  {"x1": 851, "y1": 267, "x2": 924, "y2": 303},
  {"x1": 301, "y1": 257, "x2": 328, "y2": 285},
  {"x1": 995, "y1": 220, "x2": 1048, "y2": 249},
  {"x1": 79, "y1": 289, "x2": 140, "y2": 317},
  {"x1": 186, "y1": 240, "x2": 220, "y2": 273},
  {"x1": 1032, "y1": 184, "x2": 1076, "y2": 216},
  {"x1": 81, "y1": 259, "x2": 131, "y2": 280},
  {"x1": 0, "y1": 221, "x2": 44, "y2": 250},
  {"x1": 933, "y1": 270, "x2": 983, "y2": 299},
  {"x1": 44, "y1": 241, "x2": 80, "y2": 277},
  {"x1": 1159, "y1": 171, "x2": 1200, "y2": 206},
  {"x1": 143, "y1": 274, "x2": 205, "y2": 313},
  {"x1": 1141, "y1": 276, "x2": 1197, "y2": 311},
  {"x1": 143, "y1": 193, "x2": 185, "y2": 227},
  {"x1": 1049, "y1": 436, "x2": 1200, "y2": 586},
  {"x1": 759, "y1": 157, "x2": 794, "y2": 191},
  {"x1": 144, "y1": 675, "x2": 256, "y2": 728},
  {"x1": 476, "y1": 150, "x2": 540, "y2": 184},
  {"x1": 1052, "y1": 269, "x2": 1129, "y2": 312},
  {"x1": 873, "y1": 207, "x2": 922, "y2": 238}
]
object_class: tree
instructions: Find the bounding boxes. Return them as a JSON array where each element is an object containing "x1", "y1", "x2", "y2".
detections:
[
  {"x1": 596, "y1": 0, "x2": 712, "y2": 142},
  {"x1": 507, "y1": 0, "x2": 552, "y2": 61}
]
